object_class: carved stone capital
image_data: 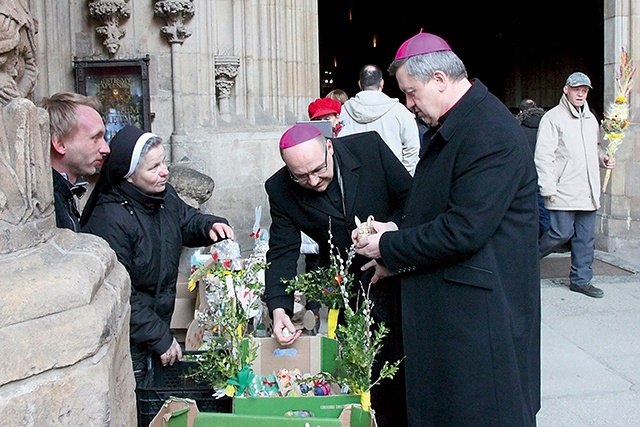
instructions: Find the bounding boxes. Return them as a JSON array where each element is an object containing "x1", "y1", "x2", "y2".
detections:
[
  {"x1": 88, "y1": 0, "x2": 131, "y2": 55},
  {"x1": 214, "y1": 56, "x2": 240, "y2": 99},
  {"x1": 153, "y1": 0, "x2": 195, "y2": 44}
]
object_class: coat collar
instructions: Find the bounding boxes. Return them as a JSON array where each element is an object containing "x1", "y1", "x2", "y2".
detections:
[
  {"x1": 438, "y1": 78, "x2": 488, "y2": 142},
  {"x1": 560, "y1": 94, "x2": 593, "y2": 119},
  {"x1": 418, "y1": 78, "x2": 488, "y2": 166},
  {"x1": 116, "y1": 180, "x2": 166, "y2": 214}
]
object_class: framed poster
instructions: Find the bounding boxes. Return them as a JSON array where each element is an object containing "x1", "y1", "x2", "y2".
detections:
[{"x1": 74, "y1": 56, "x2": 151, "y2": 143}]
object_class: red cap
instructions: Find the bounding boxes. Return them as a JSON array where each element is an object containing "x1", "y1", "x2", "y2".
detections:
[
  {"x1": 395, "y1": 30, "x2": 451, "y2": 60},
  {"x1": 279, "y1": 123, "x2": 323, "y2": 149},
  {"x1": 308, "y1": 97, "x2": 341, "y2": 120}
]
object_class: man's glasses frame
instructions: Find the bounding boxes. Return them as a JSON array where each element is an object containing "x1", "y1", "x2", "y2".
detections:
[{"x1": 288, "y1": 142, "x2": 329, "y2": 184}]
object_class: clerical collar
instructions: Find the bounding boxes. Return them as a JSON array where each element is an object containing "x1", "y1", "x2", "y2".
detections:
[{"x1": 60, "y1": 172, "x2": 88, "y2": 198}]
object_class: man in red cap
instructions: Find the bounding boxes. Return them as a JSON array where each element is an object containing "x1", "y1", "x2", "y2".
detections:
[
  {"x1": 264, "y1": 123, "x2": 412, "y2": 426},
  {"x1": 353, "y1": 31, "x2": 541, "y2": 426}
]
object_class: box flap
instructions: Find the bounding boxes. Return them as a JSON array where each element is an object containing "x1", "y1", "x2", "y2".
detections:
[{"x1": 149, "y1": 398, "x2": 200, "y2": 427}]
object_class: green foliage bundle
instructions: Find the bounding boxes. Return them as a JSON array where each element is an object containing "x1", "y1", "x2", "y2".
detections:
[{"x1": 335, "y1": 284, "x2": 403, "y2": 395}]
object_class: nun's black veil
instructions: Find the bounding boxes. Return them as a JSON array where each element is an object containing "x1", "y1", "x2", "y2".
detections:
[{"x1": 80, "y1": 125, "x2": 147, "y2": 227}]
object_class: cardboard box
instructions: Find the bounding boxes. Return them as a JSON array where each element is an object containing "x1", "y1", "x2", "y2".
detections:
[
  {"x1": 177, "y1": 273, "x2": 196, "y2": 299},
  {"x1": 194, "y1": 412, "x2": 343, "y2": 427},
  {"x1": 234, "y1": 336, "x2": 362, "y2": 422},
  {"x1": 171, "y1": 298, "x2": 197, "y2": 329},
  {"x1": 151, "y1": 400, "x2": 372, "y2": 427},
  {"x1": 149, "y1": 397, "x2": 199, "y2": 427},
  {"x1": 251, "y1": 335, "x2": 339, "y2": 377}
]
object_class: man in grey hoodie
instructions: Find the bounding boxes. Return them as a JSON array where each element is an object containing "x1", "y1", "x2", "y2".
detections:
[{"x1": 340, "y1": 64, "x2": 420, "y2": 175}]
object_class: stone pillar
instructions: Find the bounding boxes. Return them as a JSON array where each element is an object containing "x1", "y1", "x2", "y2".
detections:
[
  {"x1": 600, "y1": 0, "x2": 640, "y2": 258},
  {"x1": 0, "y1": 2, "x2": 136, "y2": 425},
  {"x1": 154, "y1": 0, "x2": 195, "y2": 163}
]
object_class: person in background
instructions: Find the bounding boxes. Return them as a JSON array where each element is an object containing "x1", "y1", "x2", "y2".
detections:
[
  {"x1": 326, "y1": 88, "x2": 349, "y2": 105},
  {"x1": 39, "y1": 92, "x2": 109, "y2": 231},
  {"x1": 264, "y1": 123, "x2": 412, "y2": 426},
  {"x1": 80, "y1": 125, "x2": 234, "y2": 391},
  {"x1": 340, "y1": 64, "x2": 420, "y2": 175},
  {"x1": 353, "y1": 31, "x2": 541, "y2": 426},
  {"x1": 516, "y1": 98, "x2": 549, "y2": 236},
  {"x1": 535, "y1": 72, "x2": 615, "y2": 298},
  {"x1": 308, "y1": 96, "x2": 343, "y2": 137}
]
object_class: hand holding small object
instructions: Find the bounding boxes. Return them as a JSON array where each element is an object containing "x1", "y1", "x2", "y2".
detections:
[
  {"x1": 272, "y1": 308, "x2": 301, "y2": 345},
  {"x1": 210, "y1": 223, "x2": 235, "y2": 242}
]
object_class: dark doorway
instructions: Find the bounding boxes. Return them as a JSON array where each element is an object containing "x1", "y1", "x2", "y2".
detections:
[{"x1": 319, "y1": 1, "x2": 604, "y2": 113}]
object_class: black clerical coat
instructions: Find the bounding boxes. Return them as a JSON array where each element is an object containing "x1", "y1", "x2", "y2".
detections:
[
  {"x1": 379, "y1": 80, "x2": 541, "y2": 426},
  {"x1": 264, "y1": 131, "x2": 412, "y2": 427}
]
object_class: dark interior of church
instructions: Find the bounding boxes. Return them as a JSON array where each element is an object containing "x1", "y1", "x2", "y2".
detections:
[{"x1": 319, "y1": 0, "x2": 604, "y2": 113}]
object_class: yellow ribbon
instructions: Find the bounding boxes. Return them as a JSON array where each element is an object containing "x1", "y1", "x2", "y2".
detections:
[
  {"x1": 327, "y1": 308, "x2": 339, "y2": 339},
  {"x1": 360, "y1": 390, "x2": 371, "y2": 412}
]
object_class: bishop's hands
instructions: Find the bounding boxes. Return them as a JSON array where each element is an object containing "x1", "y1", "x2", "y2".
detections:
[
  {"x1": 351, "y1": 220, "x2": 397, "y2": 283},
  {"x1": 272, "y1": 308, "x2": 302, "y2": 346}
]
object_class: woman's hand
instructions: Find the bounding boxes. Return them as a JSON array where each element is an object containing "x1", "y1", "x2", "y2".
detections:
[{"x1": 209, "y1": 223, "x2": 235, "y2": 242}]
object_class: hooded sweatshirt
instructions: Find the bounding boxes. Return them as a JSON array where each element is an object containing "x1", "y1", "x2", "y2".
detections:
[{"x1": 340, "y1": 90, "x2": 420, "y2": 175}]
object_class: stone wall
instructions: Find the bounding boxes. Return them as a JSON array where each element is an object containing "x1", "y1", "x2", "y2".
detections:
[
  {"x1": 599, "y1": 0, "x2": 640, "y2": 260},
  {"x1": 0, "y1": 231, "x2": 136, "y2": 426},
  {"x1": 30, "y1": 0, "x2": 319, "y2": 246}
]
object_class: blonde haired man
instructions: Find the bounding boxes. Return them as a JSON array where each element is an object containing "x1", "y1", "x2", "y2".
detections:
[{"x1": 39, "y1": 92, "x2": 109, "y2": 230}]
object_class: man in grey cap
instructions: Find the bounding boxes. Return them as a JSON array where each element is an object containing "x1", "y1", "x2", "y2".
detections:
[{"x1": 535, "y1": 71, "x2": 615, "y2": 298}]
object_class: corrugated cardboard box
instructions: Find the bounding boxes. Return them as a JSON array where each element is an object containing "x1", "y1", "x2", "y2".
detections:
[
  {"x1": 171, "y1": 298, "x2": 196, "y2": 329},
  {"x1": 149, "y1": 398, "x2": 199, "y2": 427}
]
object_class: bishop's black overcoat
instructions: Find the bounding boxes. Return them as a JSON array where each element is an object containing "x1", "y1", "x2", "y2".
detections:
[
  {"x1": 379, "y1": 80, "x2": 541, "y2": 426},
  {"x1": 264, "y1": 131, "x2": 413, "y2": 426}
]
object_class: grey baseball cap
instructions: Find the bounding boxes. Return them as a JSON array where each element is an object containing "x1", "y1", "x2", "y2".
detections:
[{"x1": 565, "y1": 72, "x2": 592, "y2": 89}]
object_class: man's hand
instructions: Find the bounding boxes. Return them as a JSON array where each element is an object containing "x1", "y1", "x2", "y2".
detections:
[
  {"x1": 209, "y1": 223, "x2": 235, "y2": 242},
  {"x1": 352, "y1": 220, "x2": 397, "y2": 259},
  {"x1": 272, "y1": 308, "x2": 301, "y2": 345},
  {"x1": 604, "y1": 156, "x2": 616, "y2": 169},
  {"x1": 160, "y1": 338, "x2": 184, "y2": 366},
  {"x1": 361, "y1": 259, "x2": 392, "y2": 283}
]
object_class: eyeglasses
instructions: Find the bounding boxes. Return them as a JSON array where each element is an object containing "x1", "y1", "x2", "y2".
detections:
[{"x1": 288, "y1": 142, "x2": 329, "y2": 184}]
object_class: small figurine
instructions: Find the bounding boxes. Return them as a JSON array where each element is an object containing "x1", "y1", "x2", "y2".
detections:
[
  {"x1": 277, "y1": 368, "x2": 291, "y2": 387},
  {"x1": 276, "y1": 368, "x2": 293, "y2": 396},
  {"x1": 354, "y1": 215, "x2": 375, "y2": 242}
]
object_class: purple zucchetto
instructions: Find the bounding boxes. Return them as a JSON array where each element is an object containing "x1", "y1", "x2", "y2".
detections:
[
  {"x1": 395, "y1": 30, "x2": 451, "y2": 60},
  {"x1": 279, "y1": 123, "x2": 323, "y2": 149}
]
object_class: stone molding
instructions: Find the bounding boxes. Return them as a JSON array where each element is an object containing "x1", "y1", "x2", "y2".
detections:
[
  {"x1": 154, "y1": 0, "x2": 195, "y2": 44},
  {"x1": 214, "y1": 55, "x2": 240, "y2": 100},
  {"x1": 88, "y1": 0, "x2": 131, "y2": 56}
]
